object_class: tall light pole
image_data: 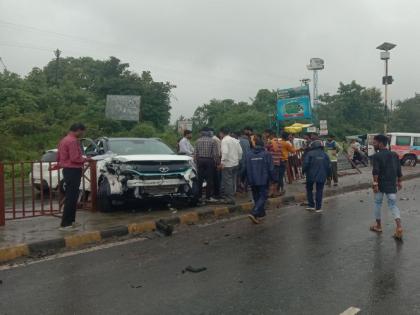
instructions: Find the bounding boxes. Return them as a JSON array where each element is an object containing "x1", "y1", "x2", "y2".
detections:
[
  {"x1": 307, "y1": 58, "x2": 324, "y2": 109},
  {"x1": 376, "y1": 42, "x2": 396, "y2": 133}
]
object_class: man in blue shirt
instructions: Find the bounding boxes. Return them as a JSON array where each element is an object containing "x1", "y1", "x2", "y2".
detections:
[
  {"x1": 303, "y1": 141, "x2": 331, "y2": 213},
  {"x1": 246, "y1": 138, "x2": 275, "y2": 224}
]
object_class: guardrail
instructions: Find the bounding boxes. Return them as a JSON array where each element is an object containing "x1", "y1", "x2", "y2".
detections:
[
  {"x1": 0, "y1": 161, "x2": 97, "y2": 226},
  {"x1": 286, "y1": 151, "x2": 304, "y2": 183}
]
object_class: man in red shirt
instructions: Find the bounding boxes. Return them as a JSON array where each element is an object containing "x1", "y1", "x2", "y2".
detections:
[{"x1": 56, "y1": 123, "x2": 88, "y2": 230}]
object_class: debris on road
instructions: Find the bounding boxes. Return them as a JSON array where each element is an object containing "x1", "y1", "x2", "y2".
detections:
[
  {"x1": 400, "y1": 197, "x2": 409, "y2": 201},
  {"x1": 183, "y1": 266, "x2": 207, "y2": 273},
  {"x1": 129, "y1": 283, "x2": 143, "y2": 289},
  {"x1": 156, "y1": 220, "x2": 174, "y2": 236}
]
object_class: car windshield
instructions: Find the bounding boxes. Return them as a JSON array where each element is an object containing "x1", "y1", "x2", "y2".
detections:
[{"x1": 108, "y1": 139, "x2": 174, "y2": 155}]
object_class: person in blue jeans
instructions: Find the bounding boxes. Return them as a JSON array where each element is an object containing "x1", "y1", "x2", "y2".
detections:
[
  {"x1": 303, "y1": 140, "x2": 331, "y2": 213},
  {"x1": 246, "y1": 137, "x2": 275, "y2": 224},
  {"x1": 370, "y1": 134, "x2": 403, "y2": 240}
]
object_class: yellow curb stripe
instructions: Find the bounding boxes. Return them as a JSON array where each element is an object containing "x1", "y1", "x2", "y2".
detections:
[
  {"x1": 65, "y1": 231, "x2": 101, "y2": 249},
  {"x1": 128, "y1": 221, "x2": 156, "y2": 234},
  {"x1": 240, "y1": 202, "x2": 254, "y2": 211},
  {"x1": 0, "y1": 244, "x2": 29, "y2": 262},
  {"x1": 267, "y1": 197, "x2": 282, "y2": 206},
  {"x1": 294, "y1": 192, "x2": 307, "y2": 202},
  {"x1": 213, "y1": 207, "x2": 230, "y2": 218},
  {"x1": 179, "y1": 212, "x2": 199, "y2": 224}
]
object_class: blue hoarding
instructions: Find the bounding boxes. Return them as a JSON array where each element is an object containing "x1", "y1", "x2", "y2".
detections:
[{"x1": 276, "y1": 86, "x2": 312, "y2": 121}]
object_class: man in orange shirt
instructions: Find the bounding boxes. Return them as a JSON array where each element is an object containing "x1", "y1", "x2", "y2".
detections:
[{"x1": 267, "y1": 132, "x2": 296, "y2": 195}]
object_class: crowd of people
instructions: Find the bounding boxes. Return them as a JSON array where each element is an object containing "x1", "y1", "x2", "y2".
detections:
[
  {"x1": 178, "y1": 127, "x2": 341, "y2": 223},
  {"x1": 180, "y1": 129, "x2": 403, "y2": 239}
]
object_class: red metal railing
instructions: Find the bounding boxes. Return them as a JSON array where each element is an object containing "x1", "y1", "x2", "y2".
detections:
[
  {"x1": 287, "y1": 151, "x2": 304, "y2": 183},
  {"x1": 0, "y1": 161, "x2": 97, "y2": 226}
]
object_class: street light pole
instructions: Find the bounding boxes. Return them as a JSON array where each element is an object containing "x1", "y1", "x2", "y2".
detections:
[
  {"x1": 384, "y1": 58, "x2": 389, "y2": 133},
  {"x1": 376, "y1": 42, "x2": 396, "y2": 134}
]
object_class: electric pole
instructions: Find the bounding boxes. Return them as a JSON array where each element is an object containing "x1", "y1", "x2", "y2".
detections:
[
  {"x1": 0, "y1": 57, "x2": 7, "y2": 72},
  {"x1": 54, "y1": 49, "x2": 61, "y2": 86}
]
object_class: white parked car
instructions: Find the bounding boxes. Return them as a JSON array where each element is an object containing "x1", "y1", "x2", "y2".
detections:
[{"x1": 30, "y1": 149, "x2": 62, "y2": 192}]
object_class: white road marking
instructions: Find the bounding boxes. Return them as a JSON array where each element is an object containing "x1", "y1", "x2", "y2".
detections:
[
  {"x1": 0, "y1": 237, "x2": 147, "y2": 271},
  {"x1": 340, "y1": 306, "x2": 361, "y2": 315}
]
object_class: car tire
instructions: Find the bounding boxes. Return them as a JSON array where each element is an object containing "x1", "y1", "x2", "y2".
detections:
[
  {"x1": 35, "y1": 180, "x2": 50, "y2": 194},
  {"x1": 97, "y1": 177, "x2": 115, "y2": 212},
  {"x1": 401, "y1": 155, "x2": 417, "y2": 167},
  {"x1": 188, "y1": 178, "x2": 200, "y2": 206}
]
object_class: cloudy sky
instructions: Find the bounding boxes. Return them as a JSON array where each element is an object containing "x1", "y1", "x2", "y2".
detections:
[{"x1": 0, "y1": 0, "x2": 419, "y2": 121}]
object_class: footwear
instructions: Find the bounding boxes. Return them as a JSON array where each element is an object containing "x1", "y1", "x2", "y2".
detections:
[
  {"x1": 206, "y1": 197, "x2": 219, "y2": 203},
  {"x1": 248, "y1": 214, "x2": 260, "y2": 224},
  {"x1": 315, "y1": 209, "x2": 323, "y2": 213},
  {"x1": 58, "y1": 225, "x2": 78, "y2": 232},
  {"x1": 72, "y1": 222, "x2": 81, "y2": 228},
  {"x1": 305, "y1": 207, "x2": 315, "y2": 211},
  {"x1": 333, "y1": 183, "x2": 338, "y2": 187},
  {"x1": 370, "y1": 225, "x2": 383, "y2": 233},
  {"x1": 393, "y1": 227, "x2": 403, "y2": 240}
]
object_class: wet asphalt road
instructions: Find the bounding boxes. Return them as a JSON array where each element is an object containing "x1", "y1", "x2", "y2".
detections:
[{"x1": 1, "y1": 179, "x2": 420, "y2": 315}]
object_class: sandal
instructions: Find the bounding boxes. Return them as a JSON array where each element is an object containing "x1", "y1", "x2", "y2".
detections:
[
  {"x1": 370, "y1": 225, "x2": 383, "y2": 233},
  {"x1": 393, "y1": 228, "x2": 403, "y2": 241}
]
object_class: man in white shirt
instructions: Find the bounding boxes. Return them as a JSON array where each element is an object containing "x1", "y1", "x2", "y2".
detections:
[
  {"x1": 178, "y1": 130, "x2": 194, "y2": 156},
  {"x1": 219, "y1": 127, "x2": 243, "y2": 204}
]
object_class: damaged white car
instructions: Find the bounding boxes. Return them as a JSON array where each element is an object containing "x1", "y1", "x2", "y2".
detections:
[{"x1": 89, "y1": 137, "x2": 199, "y2": 212}]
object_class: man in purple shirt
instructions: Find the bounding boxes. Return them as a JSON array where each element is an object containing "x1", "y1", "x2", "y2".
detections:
[{"x1": 57, "y1": 123, "x2": 88, "y2": 230}]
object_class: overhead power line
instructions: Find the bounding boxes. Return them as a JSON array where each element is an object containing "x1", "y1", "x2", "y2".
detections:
[{"x1": 0, "y1": 19, "x2": 113, "y2": 47}]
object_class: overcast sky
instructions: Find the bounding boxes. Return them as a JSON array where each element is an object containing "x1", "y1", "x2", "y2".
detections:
[{"x1": 1, "y1": 0, "x2": 419, "y2": 121}]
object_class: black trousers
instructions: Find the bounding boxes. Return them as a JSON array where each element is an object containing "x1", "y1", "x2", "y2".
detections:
[
  {"x1": 61, "y1": 168, "x2": 82, "y2": 227},
  {"x1": 197, "y1": 158, "x2": 215, "y2": 199}
]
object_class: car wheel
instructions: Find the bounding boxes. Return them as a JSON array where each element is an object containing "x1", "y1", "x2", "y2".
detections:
[
  {"x1": 97, "y1": 177, "x2": 115, "y2": 212},
  {"x1": 188, "y1": 178, "x2": 200, "y2": 206},
  {"x1": 401, "y1": 155, "x2": 417, "y2": 167},
  {"x1": 35, "y1": 180, "x2": 50, "y2": 194}
]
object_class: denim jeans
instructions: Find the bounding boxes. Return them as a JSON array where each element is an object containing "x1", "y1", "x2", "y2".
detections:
[
  {"x1": 374, "y1": 192, "x2": 401, "y2": 220},
  {"x1": 306, "y1": 181, "x2": 325, "y2": 210},
  {"x1": 278, "y1": 161, "x2": 287, "y2": 190},
  {"x1": 251, "y1": 185, "x2": 268, "y2": 218}
]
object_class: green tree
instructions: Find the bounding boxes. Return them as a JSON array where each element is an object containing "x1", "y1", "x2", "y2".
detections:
[
  {"x1": 252, "y1": 89, "x2": 277, "y2": 114},
  {"x1": 391, "y1": 96, "x2": 420, "y2": 132},
  {"x1": 316, "y1": 81, "x2": 384, "y2": 138}
]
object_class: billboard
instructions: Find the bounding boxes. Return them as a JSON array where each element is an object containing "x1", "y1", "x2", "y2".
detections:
[
  {"x1": 276, "y1": 86, "x2": 312, "y2": 121},
  {"x1": 319, "y1": 119, "x2": 328, "y2": 136},
  {"x1": 106, "y1": 95, "x2": 141, "y2": 121},
  {"x1": 177, "y1": 119, "x2": 193, "y2": 134}
]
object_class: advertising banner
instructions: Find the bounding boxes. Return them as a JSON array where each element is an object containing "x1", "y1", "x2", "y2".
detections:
[
  {"x1": 319, "y1": 120, "x2": 328, "y2": 136},
  {"x1": 276, "y1": 86, "x2": 312, "y2": 121},
  {"x1": 177, "y1": 119, "x2": 193, "y2": 134},
  {"x1": 106, "y1": 95, "x2": 141, "y2": 121}
]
